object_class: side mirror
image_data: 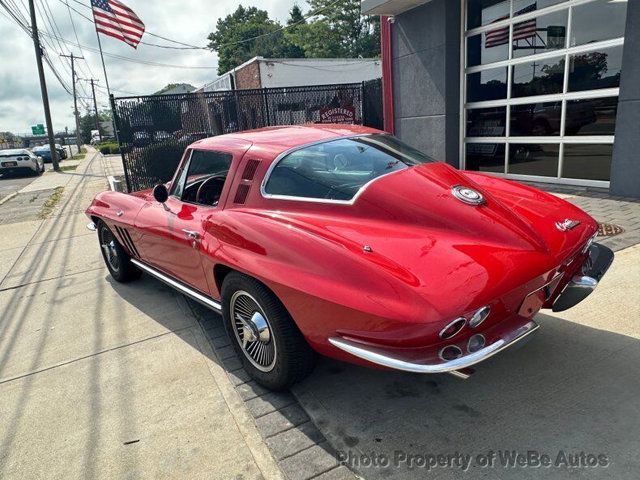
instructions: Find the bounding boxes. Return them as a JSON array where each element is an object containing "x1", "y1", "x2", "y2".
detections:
[{"x1": 153, "y1": 184, "x2": 169, "y2": 203}]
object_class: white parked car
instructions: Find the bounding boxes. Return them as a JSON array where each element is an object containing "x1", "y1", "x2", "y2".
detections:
[{"x1": 0, "y1": 149, "x2": 45, "y2": 176}]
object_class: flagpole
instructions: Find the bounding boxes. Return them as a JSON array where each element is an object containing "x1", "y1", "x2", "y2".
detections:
[
  {"x1": 94, "y1": 29, "x2": 121, "y2": 146},
  {"x1": 95, "y1": 30, "x2": 111, "y2": 98}
]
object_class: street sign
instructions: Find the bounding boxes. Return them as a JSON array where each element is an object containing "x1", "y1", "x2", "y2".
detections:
[{"x1": 31, "y1": 124, "x2": 45, "y2": 135}]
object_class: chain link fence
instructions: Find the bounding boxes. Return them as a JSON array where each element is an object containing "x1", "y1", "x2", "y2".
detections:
[{"x1": 112, "y1": 80, "x2": 383, "y2": 192}]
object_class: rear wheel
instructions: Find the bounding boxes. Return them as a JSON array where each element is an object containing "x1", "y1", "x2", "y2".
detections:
[
  {"x1": 97, "y1": 220, "x2": 141, "y2": 282},
  {"x1": 221, "y1": 272, "x2": 316, "y2": 390}
]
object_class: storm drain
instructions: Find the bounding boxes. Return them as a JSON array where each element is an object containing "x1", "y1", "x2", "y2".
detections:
[{"x1": 597, "y1": 223, "x2": 625, "y2": 237}]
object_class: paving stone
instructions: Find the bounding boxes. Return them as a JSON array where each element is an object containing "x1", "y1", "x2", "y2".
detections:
[
  {"x1": 236, "y1": 380, "x2": 270, "y2": 401},
  {"x1": 222, "y1": 355, "x2": 243, "y2": 371},
  {"x1": 279, "y1": 442, "x2": 338, "y2": 480},
  {"x1": 210, "y1": 334, "x2": 231, "y2": 349},
  {"x1": 216, "y1": 344, "x2": 238, "y2": 360},
  {"x1": 206, "y1": 325, "x2": 227, "y2": 339},
  {"x1": 226, "y1": 367, "x2": 251, "y2": 386},
  {"x1": 245, "y1": 391, "x2": 297, "y2": 418},
  {"x1": 314, "y1": 466, "x2": 358, "y2": 480},
  {"x1": 255, "y1": 404, "x2": 311, "y2": 438},
  {"x1": 266, "y1": 421, "x2": 326, "y2": 460}
]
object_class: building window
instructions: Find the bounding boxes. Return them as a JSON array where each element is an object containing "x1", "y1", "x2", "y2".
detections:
[{"x1": 463, "y1": 0, "x2": 627, "y2": 185}]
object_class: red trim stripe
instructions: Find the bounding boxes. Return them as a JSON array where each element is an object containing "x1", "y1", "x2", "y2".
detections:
[
  {"x1": 93, "y1": 9, "x2": 144, "y2": 32},
  {"x1": 93, "y1": 13, "x2": 143, "y2": 37}
]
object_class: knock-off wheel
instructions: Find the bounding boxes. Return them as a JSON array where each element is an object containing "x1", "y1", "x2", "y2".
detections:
[
  {"x1": 222, "y1": 272, "x2": 316, "y2": 390},
  {"x1": 231, "y1": 291, "x2": 277, "y2": 372},
  {"x1": 97, "y1": 220, "x2": 141, "y2": 282}
]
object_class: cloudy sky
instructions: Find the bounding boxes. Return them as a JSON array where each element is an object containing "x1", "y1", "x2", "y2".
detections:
[{"x1": 0, "y1": 0, "x2": 298, "y2": 133}]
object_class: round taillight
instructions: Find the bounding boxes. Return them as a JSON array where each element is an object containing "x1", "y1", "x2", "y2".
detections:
[
  {"x1": 439, "y1": 317, "x2": 466, "y2": 339},
  {"x1": 439, "y1": 345, "x2": 463, "y2": 361},
  {"x1": 469, "y1": 306, "x2": 490, "y2": 328},
  {"x1": 467, "y1": 334, "x2": 486, "y2": 353}
]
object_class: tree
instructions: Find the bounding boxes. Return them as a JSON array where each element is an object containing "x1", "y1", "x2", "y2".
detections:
[
  {"x1": 207, "y1": 2, "x2": 380, "y2": 74},
  {"x1": 153, "y1": 83, "x2": 196, "y2": 95},
  {"x1": 300, "y1": 0, "x2": 380, "y2": 57},
  {"x1": 79, "y1": 109, "x2": 111, "y2": 144},
  {"x1": 282, "y1": 5, "x2": 306, "y2": 58},
  {"x1": 208, "y1": 6, "x2": 297, "y2": 75}
]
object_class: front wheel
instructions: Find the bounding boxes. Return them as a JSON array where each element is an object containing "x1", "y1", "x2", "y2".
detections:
[
  {"x1": 97, "y1": 220, "x2": 141, "y2": 282},
  {"x1": 221, "y1": 272, "x2": 315, "y2": 390}
]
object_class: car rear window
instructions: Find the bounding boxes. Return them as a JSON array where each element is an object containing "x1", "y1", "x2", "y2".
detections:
[{"x1": 263, "y1": 134, "x2": 435, "y2": 202}]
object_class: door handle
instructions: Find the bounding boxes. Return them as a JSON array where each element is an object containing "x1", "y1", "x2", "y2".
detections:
[{"x1": 182, "y1": 229, "x2": 199, "y2": 240}]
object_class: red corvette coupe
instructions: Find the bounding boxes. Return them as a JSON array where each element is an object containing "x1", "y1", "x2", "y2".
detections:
[{"x1": 86, "y1": 125, "x2": 613, "y2": 389}]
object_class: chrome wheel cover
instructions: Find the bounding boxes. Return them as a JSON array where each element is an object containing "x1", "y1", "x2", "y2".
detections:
[
  {"x1": 99, "y1": 228, "x2": 120, "y2": 272},
  {"x1": 230, "y1": 290, "x2": 277, "y2": 372}
]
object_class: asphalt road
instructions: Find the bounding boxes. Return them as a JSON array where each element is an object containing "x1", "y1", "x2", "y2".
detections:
[
  {"x1": 0, "y1": 175, "x2": 37, "y2": 202},
  {"x1": 293, "y1": 244, "x2": 640, "y2": 480},
  {"x1": 0, "y1": 145, "x2": 78, "y2": 201}
]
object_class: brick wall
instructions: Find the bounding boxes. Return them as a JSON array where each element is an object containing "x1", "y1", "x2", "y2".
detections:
[{"x1": 235, "y1": 61, "x2": 262, "y2": 90}]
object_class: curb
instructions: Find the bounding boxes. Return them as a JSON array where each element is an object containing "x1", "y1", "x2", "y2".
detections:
[
  {"x1": 0, "y1": 192, "x2": 17, "y2": 206},
  {"x1": 187, "y1": 300, "x2": 358, "y2": 480},
  {"x1": 107, "y1": 175, "x2": 125, "y2": 192}
]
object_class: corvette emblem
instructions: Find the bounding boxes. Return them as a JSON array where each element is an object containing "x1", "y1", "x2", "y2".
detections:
[
  {"x1": 451, "y1": 185, "x2": 485, "y2": 205},
  {"x1": 555, "y1": 219, "x2": 581, "y2": 231}
]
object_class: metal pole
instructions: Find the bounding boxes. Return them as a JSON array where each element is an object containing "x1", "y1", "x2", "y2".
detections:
[
  {"x1": 28, "y1": 0, "x2": 59, "y2": 170},
  {"x1": 89, "y1": 79, "x2": 101, "y2": 141},
  {"x1": 94, "y1": 30, "x2": 119, "y2": 143},
  {"x1": 61, "y1": 53, "x2": 84, "y2": 151}
]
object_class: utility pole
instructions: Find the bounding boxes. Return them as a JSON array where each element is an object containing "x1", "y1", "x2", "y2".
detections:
[
  {"x1": 88, "y1": 79, "x2": 101, "y2": 142},
  {"x1": 60, "y1": 52, "x2": 84, "y2": 151},
  {"x1": 28, "y1": 0, "x2": 59, "y2": 170}
]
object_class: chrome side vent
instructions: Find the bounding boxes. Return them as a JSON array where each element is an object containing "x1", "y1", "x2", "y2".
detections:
[
  {"x1": 115, "y1": 226, "x2": 140, "y2": 257},
  {"x1": 242, "y1": 159, "x2": 261, "y2": 180},
  {"x1": 233, "y1": 184, "x2": 251, "y2": 204}
]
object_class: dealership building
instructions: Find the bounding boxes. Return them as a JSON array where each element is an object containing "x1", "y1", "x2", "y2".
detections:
[{"x1": 366, "y1": 0, "x2": 639, "y2": 198}]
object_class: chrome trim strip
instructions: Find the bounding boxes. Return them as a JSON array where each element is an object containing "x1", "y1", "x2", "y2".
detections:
[
  {"x1": 259, "y1": 133, "x2": 404, "y2": 206},
  {"x1": 439, "y1": 316, "x2": 467, "y2": 339},
  {"x1": 130, "y1": 258, "x2": 222, "y2": 312},
  {"x1": 328, "y1": 320, "x2": 539, "y2": 374}
]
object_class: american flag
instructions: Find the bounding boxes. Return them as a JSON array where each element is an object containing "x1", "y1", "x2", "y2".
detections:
[
  {"x1": 91, "y1": 0, "x2": 145, "y2": 49},
  {"x1": 485, "y1": 3, "x2": 537, "y2": 48}
]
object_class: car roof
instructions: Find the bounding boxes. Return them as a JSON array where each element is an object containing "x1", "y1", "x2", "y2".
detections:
[{"x1": 188, "y1": 124, "x2": 383, "y2": 159}]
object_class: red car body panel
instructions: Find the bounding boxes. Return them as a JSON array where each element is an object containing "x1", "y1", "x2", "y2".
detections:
[{"x1": 86, "y1": 125, "x2": 601, "y2": 370}]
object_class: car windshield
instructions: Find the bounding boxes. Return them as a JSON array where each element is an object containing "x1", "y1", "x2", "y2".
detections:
[
  {"x1": 263, "y1": 134, "x2": 436, "y2": 201},
  {"x1": 33, "y1": 146, "x2": 49, "y2": 151}
]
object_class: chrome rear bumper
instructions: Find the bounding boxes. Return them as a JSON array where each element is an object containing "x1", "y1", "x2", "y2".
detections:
[
  {"x1": 328, "y1": 319, "x2": 539, "y2": 377},
  {"x1": 552, "y1": 242, "x2": 614, "y2": 312}
]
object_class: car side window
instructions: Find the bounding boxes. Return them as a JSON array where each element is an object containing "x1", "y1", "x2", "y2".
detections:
[{"x1": 177, "y1": 149, "x2": 233, "y2": 206}]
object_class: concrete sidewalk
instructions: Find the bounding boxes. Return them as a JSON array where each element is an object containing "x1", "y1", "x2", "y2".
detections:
[{"x1": 0, "y1": 149, "x2": 283, "y2": 479}]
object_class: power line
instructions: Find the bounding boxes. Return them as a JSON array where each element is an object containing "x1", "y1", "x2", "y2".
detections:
[
  {"x1": 38, "y1": 0, "x2": 92, "y2": 102},
  {"x1": 62, "y1": 0, "x2": 96, "y2": 78},
  {"x1": 62, "y1": 0, "x2": 206, "y2": 49},
  {"x1": 63, "y1": 0, "x2": 343, "y2": 51},
  {"x1": 0, "y1": 0, "x2": 74, "y2": 95},
  {"x1": 38, "y1": 28, "x2": 217, "y2": 69}
]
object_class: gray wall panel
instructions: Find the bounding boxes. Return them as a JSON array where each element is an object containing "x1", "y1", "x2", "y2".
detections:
[
  {"x1": 392, "y1": 0, "x2": 461, "y2": 167},
  {"x1": 395, "y1": 115, "x2": 447, "y2": 160},
  {"x1": 611, "y1": 0, "x2": 640, "y2": 198}
]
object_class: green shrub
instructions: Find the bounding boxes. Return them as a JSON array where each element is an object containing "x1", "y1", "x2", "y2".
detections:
[{"x1": 98, "y1": 142, "x2": 120, "y2": 155}]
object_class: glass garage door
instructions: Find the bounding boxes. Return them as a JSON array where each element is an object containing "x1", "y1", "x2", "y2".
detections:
[{"x1": 462, "y1": 0, "x2": 627, "y2": 186}]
